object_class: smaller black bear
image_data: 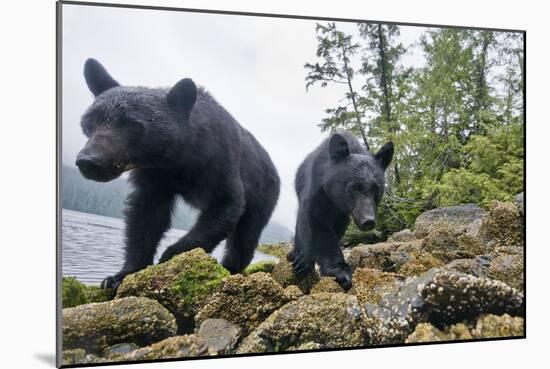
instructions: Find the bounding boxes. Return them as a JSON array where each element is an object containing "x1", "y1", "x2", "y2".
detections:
[
  {"x1": 289, "y1": 130, "x2": 394, "y2": 290},
  {"x1": 76, "y1": 59, "x2": 280, "y2": 291}
]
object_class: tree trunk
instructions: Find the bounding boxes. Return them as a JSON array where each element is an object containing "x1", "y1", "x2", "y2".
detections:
[
  {"x1": 377, "y1": 24, "x2": 400, "y2": 185},
  {"x1": 341, "y1": 38, "x2": 370, "y2": 150}
]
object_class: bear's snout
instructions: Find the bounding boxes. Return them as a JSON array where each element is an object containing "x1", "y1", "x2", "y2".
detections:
[
  {"x1": 75, "y1": 151, "x2": 123, "y2": 182},
  {"x1": 356, "y1": 217, "x2": 376, "y2": 231}
]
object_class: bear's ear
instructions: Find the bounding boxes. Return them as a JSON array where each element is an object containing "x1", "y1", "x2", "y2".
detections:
[
  {"x1": 374, "y1": 141, "x2": 394, "y2": 170},
  {"x1": 167, "y1": 78, "x2": 197, "y2": 119},
  {"x1": 84, "y1": 58, "x2": 120, "y2": 97},
  {"x1": 329, "y1": 133, "x2": 350, "y2": 161}
]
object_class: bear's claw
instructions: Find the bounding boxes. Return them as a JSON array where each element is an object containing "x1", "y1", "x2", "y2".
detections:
[{"x1": 100, "y1": 274, "x2": 124, "y2": 291}]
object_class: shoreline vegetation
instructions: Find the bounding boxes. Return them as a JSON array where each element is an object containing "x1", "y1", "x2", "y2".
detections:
[{"x1": 62, "y1": 196, "x2": 524, "y2": 365}]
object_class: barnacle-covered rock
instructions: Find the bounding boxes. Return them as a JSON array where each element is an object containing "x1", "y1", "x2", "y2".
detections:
[
  {"x1": 195, "y1": 272, "x2": 296, "y2": 336},
  {"x1": 62, "y1": 297, "x2": 177, "y2": 354},
  {"x1": 237, "y1": 293, "x2": 367, "y2": 353},
  {"x1": 270, "y1": 258, "x2": 320, "y2": 293},
  {"x1": 414, "y1": 204, "x2": 485, "y2": 238},
  {"x1": 120, "y1": 335, "x2": 209, "y2": 361}
]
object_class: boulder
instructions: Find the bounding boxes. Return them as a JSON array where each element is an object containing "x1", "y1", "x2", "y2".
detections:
[
  {"x1": 421, "y1": 227, "x2": 488, "y2": 263},
  {"x1": 345, "y1": 239, "x2": 423, "y2": 272},
  {"x1": 414, "y1": 204, "x2": 485, "y2": 238},
  {"x1": 479, "y1": 201, "x2": 523, "y2": 247},
  {"x1": 197, "y1": 319, "x2": 242, "y2": 355},
  {"x1": 405, "y1": 323, "x2": 472, "y2": 343},
  {"x1": 283, "y1": 285, "x2": 304, "y2": 300},
  {"x1": 270, "y1": 258, "x2": 320, "y2": 293},
  {"x1": 488, "y1": 249, "x2": 524, "y2": 291},
  {"x1": 405, "y1": 314, "x2": 523, "y2": 343},
  {"x1": 387, "y1": 229, "x2": 416, "y2": 242},
  {"x1": 362, "y1": 268, "x2": 524, "y2": 345},
  {"x1": 472, "y1": 314, "x2": 524, "y2": 338},
  {"x1": 237, "y1": 293, "x2": 368, "y2": 353},
  {"x1": 116, "y1": 248, "x2": 229, "y2": 332},
  {"x1": 310, "y1": 277, "x2": 345, "y2": 294},
  {"x1": 397, "y1": 250, "x2": 444, "y2": 277},
  {"x1": 120, "y1": 335, "x2": 209, "y2": 361},
  {"x1": 391, "y1": 268, "x2": 524, "y2": 326},
  {"x1": 104, "y1": 343, "x2": 139, "y2": 359},
  {"x1": 195, "y1": 272, "x2": 297, "y2": 336},
  {"x1": 351, "y1": 268, "x2": 403, "y2": 305},
  {"x1": 62, "y1": 296, "x2": 177, "y2": 354},
  {"x1": 443, "y1": 257, "x2": 491, "y2": 278}
]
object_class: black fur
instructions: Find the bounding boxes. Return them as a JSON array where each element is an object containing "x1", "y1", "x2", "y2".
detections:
[
  {"x1": 289, "y1": 131, "x2": 393, "y2": 290},
  {"x1": 76, "y1": 59, "x2": 280, "y2": 290}
]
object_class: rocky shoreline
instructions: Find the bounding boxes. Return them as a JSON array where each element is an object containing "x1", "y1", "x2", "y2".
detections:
[{"x1": 61, "y1": 197, "x2": 525, "y2": 365}]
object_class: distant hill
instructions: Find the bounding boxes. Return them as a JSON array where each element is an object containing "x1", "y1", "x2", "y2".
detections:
[{"x1": 62, "y1": 165, "x2": 292, "y2": 243}]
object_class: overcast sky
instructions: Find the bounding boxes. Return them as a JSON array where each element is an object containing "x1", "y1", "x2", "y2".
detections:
[{"x1": 62, "y1": 4, "x2": 428, "y2": 230}]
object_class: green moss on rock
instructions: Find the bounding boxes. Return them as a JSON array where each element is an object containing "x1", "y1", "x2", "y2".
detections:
[
  {"x1": 237, "y1": 293, "x2": 367, "y2": 353},
  {"x1": 270, "y1": 258, "x2": 320, "y2": 293},
  {"x1": 62, "y1": 277, "x2": 114, "y2": 308},
  {"x1": 62, "y1": 277, "x2": 88, "y2": 308},
  {"x1": 62, "y1": 296, "x2": 177, "y2": 354},
  {"x1": 85, "y1": 285, "x2": 114, "y2": 303},
  {"x1": 116, "y1": 248, "x2": 229, "y2": 332},
  {"x1": 196, "y1": 272, "x2": 295, "y2": 336},
  {"x1": 243, "y1": 261, "x2": 277, "y2": 276}
]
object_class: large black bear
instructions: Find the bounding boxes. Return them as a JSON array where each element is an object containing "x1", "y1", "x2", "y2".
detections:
[
  {"x1": 289, "y1": 131, "x2": 393, "y2": 290},
  {"x1": 76, "y1": 59, "x2": 280, "y2": 290}
]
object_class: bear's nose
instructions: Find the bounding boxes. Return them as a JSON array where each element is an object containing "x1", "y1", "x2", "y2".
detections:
[
  {"x1": 75, "y1": 153, "x2": 104, "y2": 179},
  {"x1": 358, "y1": 218, "x2": 376, "y2": 231}
]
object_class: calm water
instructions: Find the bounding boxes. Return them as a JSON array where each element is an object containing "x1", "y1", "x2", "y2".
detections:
[{"x1": 62, "y1": 209, "x2": 277, "y2": 285}]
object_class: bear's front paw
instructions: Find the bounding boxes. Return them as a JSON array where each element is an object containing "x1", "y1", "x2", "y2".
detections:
[
  {"x1": 291, "y1": 252, "x2": 315, "y2": 276},
  {"x1": 159, "y1": 246, "x2": 181, "y2": 264},
  {"x1": 100, "y1": 274, "x2": 125, "y2": 291},
  {"x1": 321, "y1": 263, "x2": 352, "y2": 291}
]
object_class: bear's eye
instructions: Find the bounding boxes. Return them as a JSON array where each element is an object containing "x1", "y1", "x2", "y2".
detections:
[{"x1": 349, "y1": 183, "x2": 362, "y2": 193}]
